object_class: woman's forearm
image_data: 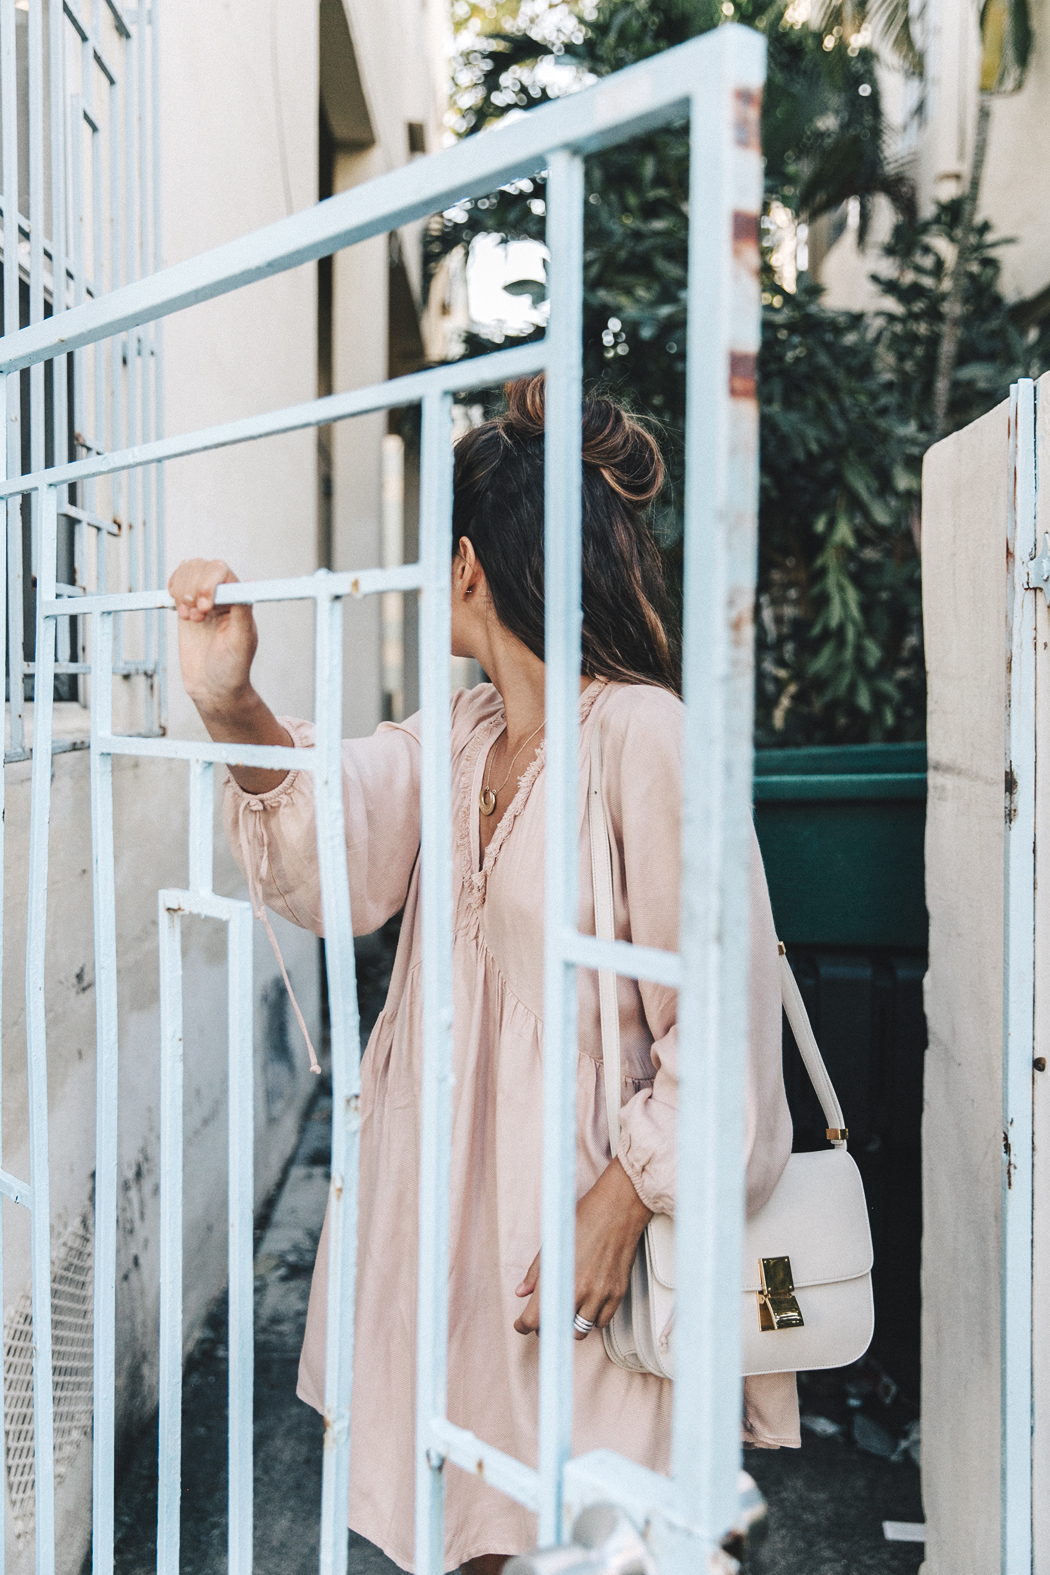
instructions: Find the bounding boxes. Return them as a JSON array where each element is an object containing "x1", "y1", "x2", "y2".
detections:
[{"x1": 195, "y1": 687, "x2": 296, "y2": 795}]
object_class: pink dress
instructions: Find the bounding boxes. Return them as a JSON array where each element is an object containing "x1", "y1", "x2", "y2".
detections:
[{"x1": 224, "y1": 678, "x2": 799, "y2": 1572}]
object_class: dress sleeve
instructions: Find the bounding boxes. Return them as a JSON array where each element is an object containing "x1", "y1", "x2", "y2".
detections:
[
  {"x1": 221, "y1": 713, "x2": 421, "y2": 938},
  {"x1": 609, "y1": 693, "x2": 793, "y2": 1219}
]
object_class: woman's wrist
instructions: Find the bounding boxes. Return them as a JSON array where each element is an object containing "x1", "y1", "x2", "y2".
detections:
[
  {"x1": 193, "y1": 687, "x2": 295, "y2": 794},
  {"x1": 194, "y1": 686, "x2": 284, "y2": 743},
  {"x1": 603, "y1": 1156, "x2": 654, "y2": 1230}
]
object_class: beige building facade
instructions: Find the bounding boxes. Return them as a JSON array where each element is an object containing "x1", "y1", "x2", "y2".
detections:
[{"x1": 819, "y1": 0, "x2": 1050, "y2": 311}]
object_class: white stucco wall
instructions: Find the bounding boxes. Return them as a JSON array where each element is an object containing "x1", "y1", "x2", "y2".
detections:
[
  {"x1": 1, "y1": 6, "x2": 324, "y2": 1569},
  {"x1": 921, "y1": 398, "x2": 1009, "y2": 1573}
]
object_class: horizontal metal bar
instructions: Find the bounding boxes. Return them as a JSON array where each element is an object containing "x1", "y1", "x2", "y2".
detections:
[
  {"x1": 429, "y1": 1420, "x2": 540, "y2": 1512},
  {"x1": 563, "y1": 1449, "x2": 685, "y2": 1532},
  {"x1": 5, "y1": 344, "x2": 544, "y2": 499},
  {"x1": 43, "y1": 563, "x2": 426, "y2": 620},
  {"x1": 61, "y1": 503, "x2": 121, "y2": 535},
  {"x1": 562, "y1": 930, "x2": 682, "y2": 990},
  {"x1": 99, "y1": 735, "x2": 311, "y2": 772},
  {"x1": 5, "y1": 739, "x2": 90, "y2": 765},
  {"x1": 752, "y1": 772, "x2": 927, "y2": 804},
  {"x1": 0, "y1": 1168, "x2": 31, "y2": 1209},
  {"x1": 42, "y1": 591, "x2": 171, "y2": 616},
  {"x1": 213, "y1": 563, "x2": 425, "y2": 605},
  {"x1": 159, "y1": 888, "x2": 245, "y2": 924},
  {"x1": 0, "y1": 29, "x2": 723, "y2": 374}
]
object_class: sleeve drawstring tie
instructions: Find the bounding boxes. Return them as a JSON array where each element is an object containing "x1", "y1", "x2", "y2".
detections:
[{"x1": 238, "y1": 795, "x2": 322, "y2": 1076}]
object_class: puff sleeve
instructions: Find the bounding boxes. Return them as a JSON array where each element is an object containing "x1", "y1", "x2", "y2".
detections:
[{"x1": 222, "y1": 714, "x2": 422, "y2": 938}]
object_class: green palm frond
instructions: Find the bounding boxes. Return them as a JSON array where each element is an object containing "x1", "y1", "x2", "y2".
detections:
[
  {"x1": 980, "y1": 0, "x2": 1033, "y2": 92},
  {"x1": 810, "y1": 0, "x2": 924, "y2": 75}
]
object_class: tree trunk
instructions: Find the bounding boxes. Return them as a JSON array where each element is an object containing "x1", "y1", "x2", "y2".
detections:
[{"x1": 931, "y1": 92, "x2": 993, "y2": 442}]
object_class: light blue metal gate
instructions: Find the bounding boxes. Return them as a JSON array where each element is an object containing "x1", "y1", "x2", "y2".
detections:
[{"x1": 0, "y1": 23, "x2": 765, "y2": 1575}]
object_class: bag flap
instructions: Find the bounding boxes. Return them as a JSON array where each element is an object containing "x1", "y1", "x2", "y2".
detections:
[
  {"x1": 742, "y1": 1149, "x2": 873, "y2": 1290},
  {"x1": 647, "y1": 1213, "x2": 675, "y2": 1288}
]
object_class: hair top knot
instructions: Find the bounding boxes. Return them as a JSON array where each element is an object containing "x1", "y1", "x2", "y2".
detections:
[
  {"x1": 451, "y1": 373, "x2": 679, "y2": 693},
  {"x1": 500, "y1": 374, "x2": 664, "y2": 508}
]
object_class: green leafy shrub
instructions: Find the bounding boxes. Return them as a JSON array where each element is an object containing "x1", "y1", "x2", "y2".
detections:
[{"x1": 432, "y1": 1, "x2": 1050, "y2": 744}]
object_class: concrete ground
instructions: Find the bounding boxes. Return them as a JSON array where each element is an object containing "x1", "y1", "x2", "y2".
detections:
[{"x1": 110, "y1": 1083, "x2": 400, "y2": 1575}]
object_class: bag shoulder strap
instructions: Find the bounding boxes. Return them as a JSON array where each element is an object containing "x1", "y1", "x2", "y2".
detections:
[
  {"x1": 588, "y1": 724, "x2": 850, "y2": 1155},
  {"x1": 588, "y1": 727, "x2": 623, "y2": 1151},
  {"x1": 777, "y1": 948, "x2": 848, "y2": 1148}
]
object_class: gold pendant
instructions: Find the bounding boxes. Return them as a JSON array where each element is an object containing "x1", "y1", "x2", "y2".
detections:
[{"x1": 479, "y1": 787, "x2": 497, "y2": 817}]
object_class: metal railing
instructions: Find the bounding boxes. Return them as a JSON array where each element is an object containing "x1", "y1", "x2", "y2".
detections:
[
  {"x1": 0, "y1": 23, "x2": 764, "y2": 1575},
  {"x1": 1, "y1": 0, "x2": 162, "y2": 757}
]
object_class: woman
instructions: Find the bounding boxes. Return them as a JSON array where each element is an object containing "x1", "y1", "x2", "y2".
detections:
[{"x1": 170, "y1": 376, "x2": 798, "y2": 1575}]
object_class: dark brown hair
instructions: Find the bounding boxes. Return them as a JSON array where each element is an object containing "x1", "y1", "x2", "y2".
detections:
[{"x1": 452, "y1": 375, "x2": 679, "y2": 691}]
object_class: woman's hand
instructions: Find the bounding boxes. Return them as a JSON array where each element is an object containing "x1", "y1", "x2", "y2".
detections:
[
  {"x1": 169, "y1": 558, "x2": 257, "y2": 716},
  {"x1": 168, "y1": 557, "x2": 292, "y2": 794},
  {"x1": 513, "y1": 1158, "x2": 652, "y2": 1339}
]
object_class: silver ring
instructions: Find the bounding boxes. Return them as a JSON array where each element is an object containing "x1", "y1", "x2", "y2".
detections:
[{"x1": 573, "y1": 1313, "x2": 595, "y2": 1336}]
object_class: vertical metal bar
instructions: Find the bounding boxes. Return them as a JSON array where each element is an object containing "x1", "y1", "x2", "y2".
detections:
[
  {"x1": 135, "y1": 4, "x2": 150, "y2": 648},
  {"x1": 672, "y1": 31, "x2": 764, "y2": 1551},
  {"x1": 381, "y1": 432, "x2": 405, "y2": 721},
  {"x1": 49, "y1": 0, "x2": 67, "y2": 459},
  {"x1": 25, "y1": 485, "x2": 58, "y2": 1575},
  {"x1": 187, "y1": 756, "x2": 213, "y2": 892},
  {"x1": 150, "y1": 0, "x2": 165, "y2": 731},
  {"x1": 122, "y1": 20, "x2": 137, "y2": 618},
  {"x1": 28, "y1": 0, "x2": 44, "y2": 593},
  {"x1": 1031, "y1": 372, "x2": 1050, "y2": 1575},
  {"x1": 89, "y1": 605, "x2": 118, "y2": 1575},
  {"x1": 6, "y1": 487, "x2": 23, "y2": 753},
  {"x1": 0, "y1": 344, "x2": 9, "y2": 1575},
  {"x1": 227, "y1": 900, "x2": 255, "y2": 1575},
  {"x1": 413, "y1": 390, "x2": 454, "y2": 1575},
  {"x1": 156, "y1": 892, "x2": 184, "y2": 1575},
  {"x1": 108, "y1": 51, "x2": 123, "y2": 587},
  {"x1": 3, "y1": 0, "x2": 24, "y2": 755},
  {"x1": 314, "y1": 588, "x2": 360, "y2": 1575},
  {"x1": 538, "y1": 145, "x2": 584, "y2": 1550},
  {"x1": 1002, "y1": 378, "x2": 1036, "y2": 1574}
]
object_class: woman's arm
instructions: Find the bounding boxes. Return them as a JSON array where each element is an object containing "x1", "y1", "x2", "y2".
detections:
[{"x1": 169, "y1": 558, "x2": 292, "y2": 795}]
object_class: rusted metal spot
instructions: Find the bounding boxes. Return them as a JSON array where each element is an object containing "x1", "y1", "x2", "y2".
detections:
[
  {"x1": 1006, "y1": 764, "x2": 1019, "y2": 824},
  {"x1": 351, "y1": 577, "x2": 361, "y2": 596},
  {"x1": 729, "y1": 351, "x2": 757, "y2": 400},
  {"x1": 1004, "y1": 1129, "x2": 1015, "y2": 1189},
  {"x1": 733, "y1": 87, "x2": 762, "y2": 151},
  {"x1": 476, "y1": 1457, "x2": 485, "y2": 1478},
  {"x1": 732, "y1": 211, "x2": 760, "y2": 283}
]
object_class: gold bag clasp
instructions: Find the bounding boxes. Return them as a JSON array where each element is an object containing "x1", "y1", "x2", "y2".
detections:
[{"x1": 758, "y1": 1255, "x2": 804, "y2": 1332}]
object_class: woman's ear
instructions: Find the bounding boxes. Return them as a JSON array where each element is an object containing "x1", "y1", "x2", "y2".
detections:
[{"x1": 455, "y1": 537, "x2": 482, "y2": 600}]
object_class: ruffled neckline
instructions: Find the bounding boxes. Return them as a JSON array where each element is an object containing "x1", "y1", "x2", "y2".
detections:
[{"x1": 456, "y1": 679, "x2": 606, "y2": 916}]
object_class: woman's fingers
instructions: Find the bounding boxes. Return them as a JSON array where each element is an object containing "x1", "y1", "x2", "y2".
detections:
[
  {"x1": 169, "y1": 558, "x2": 239, "y2": 621},
  {"x1": 514, "y1": 1252, "x2": 540, "y2": 1300},
  {"x1": 513, "y1": 1289, "x2": 540, "y2": 1336}
]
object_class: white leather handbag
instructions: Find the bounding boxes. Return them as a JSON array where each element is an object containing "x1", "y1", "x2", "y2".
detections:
[{"x1": 587, "y1": 727, "x2": 875, "y2": 1380}]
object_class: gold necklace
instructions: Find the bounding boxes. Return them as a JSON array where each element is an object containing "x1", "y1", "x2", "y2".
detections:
[{"x1": 479, "y1": 720, "x2": 545, "y2": 817}]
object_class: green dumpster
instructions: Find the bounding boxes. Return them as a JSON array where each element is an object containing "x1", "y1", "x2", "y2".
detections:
[{"x1": 753, "y1": 742, "x2": 928, "y2": 949}]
